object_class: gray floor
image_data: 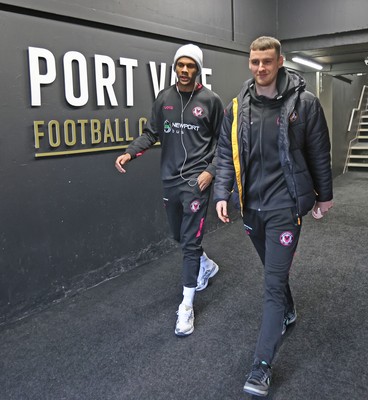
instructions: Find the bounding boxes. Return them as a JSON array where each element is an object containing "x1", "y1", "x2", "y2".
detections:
[{"x1": 1, "y1": 171, "x2": 367, "y2": 400}]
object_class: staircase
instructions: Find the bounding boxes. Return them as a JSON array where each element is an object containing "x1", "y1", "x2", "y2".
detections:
[{"x1": 344, "y1": 86, "x2": 368, "y2": 172}]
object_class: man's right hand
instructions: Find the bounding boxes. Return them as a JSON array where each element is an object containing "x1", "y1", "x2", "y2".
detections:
[
  {"x1": 216, "y1": 200, "x2": 230, "y2": 223},
  {"x1": 115, "y1": 153, "x2": 132, "y2": 173}
]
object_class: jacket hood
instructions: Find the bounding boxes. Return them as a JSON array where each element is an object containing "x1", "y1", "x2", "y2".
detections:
[
  {"x1": 276, "y1": 67, "x2": 306, "y2": 99},
  {"x1": 242, "y1": 67, "x2": 306, "y2": 103}
]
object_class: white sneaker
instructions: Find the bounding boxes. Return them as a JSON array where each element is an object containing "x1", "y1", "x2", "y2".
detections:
[
  {"x1": 175, "y1": 304, "x2": 194, "y2": 337},
  {"x1": 196, "y1": 252, "x2": 219, "y2": 291}
]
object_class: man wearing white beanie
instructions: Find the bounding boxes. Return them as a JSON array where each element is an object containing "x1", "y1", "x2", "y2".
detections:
[
  {"x1": 173, "y1": 43, "x2": 203, "y2": 76},
  {"x1": 115, "y1": 44, "x2": 224, "y2": 337}
]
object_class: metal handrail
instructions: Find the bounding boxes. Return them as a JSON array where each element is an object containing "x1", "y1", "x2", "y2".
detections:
[
  {"x1": 343, "y1": 137, "x2": 358, "y2": 173},
  {"x1": 347, "y1": 85, "x2": 368, "y2": 132}
]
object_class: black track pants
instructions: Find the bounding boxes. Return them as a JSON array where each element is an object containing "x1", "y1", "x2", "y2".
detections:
[
  {"x1": 242, "y1": 207, "x2": 302, "y2": 364},
  {"x1": 163, "y1": 182, "x2": 210, "y2": 288}
]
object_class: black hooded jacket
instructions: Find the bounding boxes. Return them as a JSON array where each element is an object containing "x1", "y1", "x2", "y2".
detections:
[{"x1": 214, "y1": 67, "x2": 333, "y2": 217}]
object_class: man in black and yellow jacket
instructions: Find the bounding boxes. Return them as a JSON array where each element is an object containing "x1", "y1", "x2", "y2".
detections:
[{"x1": 214, "y1": 36, "x2": 333, "y2": 397}]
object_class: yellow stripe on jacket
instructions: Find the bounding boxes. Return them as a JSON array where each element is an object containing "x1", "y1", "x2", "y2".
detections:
[{"x1": 231, "y1": 97, "x2": 243, "y2": 216}]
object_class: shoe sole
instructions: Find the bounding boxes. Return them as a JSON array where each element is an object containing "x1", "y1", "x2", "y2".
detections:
[
  {"x1": 195, "y1": 263, "x2": 219, "y2": 292},
  {"x1": 174, "y1": 327, "x2": 194, "y2": 337},
  {"x1": 287, "y1": 314, "x2": 297, "y2": 325},
  {"x1": 243, "y1": 385, "x2": 268, "y2": 397}
]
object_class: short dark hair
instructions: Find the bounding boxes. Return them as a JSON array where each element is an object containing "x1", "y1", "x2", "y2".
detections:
[{"x1": 250, "y1": 36, "x2": 281, "y2": 58}]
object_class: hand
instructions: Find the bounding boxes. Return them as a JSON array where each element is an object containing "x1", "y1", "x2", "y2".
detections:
[
  {"x1": 115, "y1": 153, "x2": 132, "y2": 173},
  {"x1": 216, "y1": 200, "x2": 230, "y2": 223},
  {"x1": 197, "y1": 171, "x2": 213, "y2": 191},
  {"x1": 312, "y1": 200, "x2": 333, "y2": 219}
]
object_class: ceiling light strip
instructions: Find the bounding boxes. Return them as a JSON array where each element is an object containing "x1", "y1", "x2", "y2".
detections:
[{"x1": 291, "y1": 57, "x2": 323, "y2": 70}]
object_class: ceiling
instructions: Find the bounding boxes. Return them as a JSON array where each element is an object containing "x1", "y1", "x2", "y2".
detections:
[{"x1": 281, "y1": 33, "x2": 368, "y2": 76}]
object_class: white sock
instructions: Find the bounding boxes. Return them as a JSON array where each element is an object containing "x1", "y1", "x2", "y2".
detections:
[{"x1": 182, "y1": 286, "x2": 195, "y2": 307}]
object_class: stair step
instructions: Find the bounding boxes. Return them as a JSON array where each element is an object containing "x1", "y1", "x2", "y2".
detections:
[
  {"x1": 347, "y1": 162, "x2": 368, "y2": 167},
  {"x1": 357, "y1": 136, "x2": 368, "y2": 139},
  {"x1": 349, "y1": 154, "x2": 368, "y2": 158},
  {"x1": 351, "y1": 141, "x2": 368, "y2": 147}
]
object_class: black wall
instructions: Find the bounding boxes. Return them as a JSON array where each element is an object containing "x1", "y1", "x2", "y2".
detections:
[
  {"x1": 0, "y1": 4, "x2": 252, "y2": 323},
  {"x1": 1, "y1": 0, "x2": 367, "y2": 324}
]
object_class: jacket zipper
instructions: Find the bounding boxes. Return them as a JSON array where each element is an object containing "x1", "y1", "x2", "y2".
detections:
[{"x1": 257, "y1": 106, "x2": 264, "y2": 211}]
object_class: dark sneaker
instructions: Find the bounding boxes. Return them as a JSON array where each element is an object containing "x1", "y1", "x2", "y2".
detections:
[
  {"x1": 175, "y1": 304, "x2": 194, "y2": 337},
  {"x1": 196, "y1": 252, "x2": 219, "y2": 291},
  {"x1": 243, "y1": 360, "x2": 272, "y2": 397},
  {"x1": 282, "y1": 307, "x2": 297, "y2": 335}
]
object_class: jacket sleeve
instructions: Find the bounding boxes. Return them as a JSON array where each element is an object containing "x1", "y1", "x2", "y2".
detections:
[
  {"x1": 124, "y1": 99, "x2": 160, "y2": 159},
  {"x1": 204, "y1": 95, "x2": 224, "y2": 177},
  {"x1": 213, "y1": 102, "x2": 236, "y2": 202},
  {"x1": 304, "y1": 97, "x2": 333, "y2": 202}
]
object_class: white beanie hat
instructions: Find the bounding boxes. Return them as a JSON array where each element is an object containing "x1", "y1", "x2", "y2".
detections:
[{"x1": 173, "y1": 44, "x2": 203, "y2": 76}]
